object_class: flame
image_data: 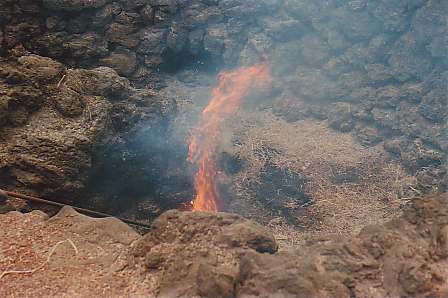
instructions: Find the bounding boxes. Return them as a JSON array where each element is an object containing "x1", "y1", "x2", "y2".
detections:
[{"x1": 188, "y1": 63, "x2": 271, "y2": 212}]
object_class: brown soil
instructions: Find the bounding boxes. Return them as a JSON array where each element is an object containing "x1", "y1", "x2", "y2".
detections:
[{"x1": 0, "y1": 207, "x2": 145, "y2": 297}]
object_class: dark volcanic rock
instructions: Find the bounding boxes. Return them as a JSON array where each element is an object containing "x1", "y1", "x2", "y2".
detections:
[
  {"x1": 0, "y1": 54, "x2": 175, "y2": 204},
  {"x1": 43, "y1": 0, "x2": 108, "y2": 11},
  {"x1": 106, "y1": 22, "x2": 139, "y2": 48},
  {"x1": 64, "y1": 66, "x2": 132, "y2": 100},
  {"x1": 100, "y1": 51, "x2": 138, "y2": 76}
]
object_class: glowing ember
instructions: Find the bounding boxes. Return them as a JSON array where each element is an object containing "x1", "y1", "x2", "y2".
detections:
[{"x1": 188, "y1": 63, "x2": 271, "y2": 212}]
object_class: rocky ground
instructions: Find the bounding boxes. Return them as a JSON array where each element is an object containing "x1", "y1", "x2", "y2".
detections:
[
  {"x1": 0, "y1": 0, "x2": 447, "y2": 296},
  {"x1": 1, "y1": 0, "x2": 446, "y2": 216},
  {"x1": 1, "y1": 193, "x2": 447, "y2": 297},
  {"x1": 0, "y1": 52, "x2": 177, "y2": 213}
]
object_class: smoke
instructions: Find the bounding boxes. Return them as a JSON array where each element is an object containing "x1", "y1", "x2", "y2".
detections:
[{"x1": 76, "y1": 0, "x2": 446, "y2": 220}]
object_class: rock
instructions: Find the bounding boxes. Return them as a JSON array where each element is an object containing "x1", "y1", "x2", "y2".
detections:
[
  {"x1": 42, "y1": 0, "x2": 108, "y2": 11},
  {"x1": 328, "y1": 102, "x2": 355, "y2": 132},
  {"x1": 263, "y1": 17, "x2": 305, "y2": 42},
  {"x1": 0, "y1": 62, "x2": 45, "y2": 127},
  {"x1": 66, "y1": 15, "x2": 91, "y2": 34},
  {"x1": 187, "y1": 29, "x2": 205, "y2": 56},
  {"x1": 271, "y1": 40, "x2": 302, "y2": 76},
  {"x1": 399, "y1": 82, "x2": 424, "y2": 104},
  {"x1": 272, "y1": 96, "x2": 308, "y2": 122},
  {"x1": 419, "y1": 89, "x2": 447, "y2": 123},
  {"x1": 400, "y1": 140, "x2": 444, "y2": 172},
  {"x1": 416, "y1": 166, "x2": 447, "y2": 192},
  {"x1": 63, "y1": 33, "x2": 109, "y2": 62},
  {"x1": 364, "y1": 63, "x2": 394, "y2": 83},
  {"x1": 115, "y1": 11, "x2": 142, "y2": 27},
  {"x1": 236, "y1": 193, "x2": 448, "y2": 298},
  {"x1": 131, "y1": 210, "x2": 277, "y2": 297},
  {"x1": 100, "y1": 51, "x2": 137, "y2": 76},
  {"x1": 26, "y1": 32, "x2": 67, "y2": 58},
  {"x1": 0, "y1": 189, "x2": 8, "y2": 204},
  {"x1": 329, "y1": 7, "x2": 382, "y2": 41},
  {"x1": 53, "y1": 86, "x2": 85, "y2": 117},
  {"x1": 299, "y1": 35, "x2": 330, "y2": 66},
  {"x1": 0, "y1": 57, "x2": 170, "y2": 203},
  {"x1": 0, "y1": 205, "x2": 141, "y2": 294},
  {"x1": 137, "y1": 28, "x2": 167, "y2": 55},
  {"x1": 203, "y1": 24, "x2": 227, "y2": 59},
  {"x1": 371, "y1": 0, "x2": 415, "y2": 33},
  {"x1": 411, "y1": 1, "x2": 447, "y2": 49},
  {"x1": 49, "y1": 206, "x2": 140, "y2": 245},
  {"x1": 374, "y1": 85, "x2": 401, "y2": 108},
  {"x1": 365, "y1": 33, "x2": 394, "y2": 63},
  {"x1": 92, "y1": 3, "x2": 121, "y2": 28},
  {"x1": 106, "y1": 22, "x2": 139, "y2": 48},
  {"x1": 318, "y1": 28, "x2": 351, "y2": 51},
  {"x1": 384, "y1": 138, "x2": 408, "y2": 156},
  {"x1": 218, "y1": 222, "x2": 277, "y2": 253},
  {"x1": 388, "y1": 33, "x2": 433, "y2": 82},
  {"x1": 119, "y1": 0, "x2": 148, "y2": 10},
  {"x1": 17, "y1": 54, "x2": 64, "y2": 82},
  {"x1": 237, "y1": 250, "x2": 350, "y2": 298},
  {"x1": 289, "y1": 69, "x2": 348, "y2": 101},
  {"x1": 64, "y1": 67, "x2": 131, "y2": 100},
  {"x1": 166, "y1": 23, "x2": 189, "y2": 53},
  {"x1": 371, "y1": 107, "x2": 398, "y2": 131}
]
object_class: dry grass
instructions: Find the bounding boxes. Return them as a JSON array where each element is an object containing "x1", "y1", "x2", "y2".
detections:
[{"x1": 226, "y1": 109, "x2": 418, "y2": 248}]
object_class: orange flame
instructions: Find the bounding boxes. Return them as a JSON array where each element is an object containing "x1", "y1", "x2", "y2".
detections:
[{"x1": 188, "y1": 63, "x2": 271, "y2": 212}]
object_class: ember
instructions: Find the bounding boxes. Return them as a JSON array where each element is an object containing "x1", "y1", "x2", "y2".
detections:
[{"x1": 188, "y1": 63, "x2": 272, "y2": 212}]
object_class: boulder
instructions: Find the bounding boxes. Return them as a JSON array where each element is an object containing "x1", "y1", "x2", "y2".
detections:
[
  {"x1": 105, "y1": 22, "x2": 139, "y2": 48},
  {"x1": 53, "y1": 86, "x2": 85, "y2": 117},
  {"x1": 64, "y1": 66, "x2": 132, "y2": 100},
  {"x1": 328, "y1": 102, "x2": 355, "y2": 132},
  {"x1": 100, "y1": 51, "x2": 138, "y2": 76},
  {"x1": 131, "y1": 210, "x2": 277, "y2": 298},
  {"x1": 17, "y1": 54, "x2": 64, "y2": 82},
  {"x1": 62, "y1": 33, "x2": 109, "y2": 61}
]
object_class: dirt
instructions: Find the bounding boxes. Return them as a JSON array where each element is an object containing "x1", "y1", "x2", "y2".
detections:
[{"x1": 0, "y1": 207, "x2": 140, "y2": 297}]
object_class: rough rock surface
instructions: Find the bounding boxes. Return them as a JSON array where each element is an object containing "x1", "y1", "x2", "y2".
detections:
[
  {"x1": 0, "y1": 53, "x2": 175, "y2": 205},
  {"x1": 131, "y1": 210, "x2": 278, "y2": 297},
  {"x1": 2, "y1": 0, "x2": 445, "y2": 194},
  {"x1": 1, "y1": 194, "x2": 447, "y2": 297},
  {"x1": 237, "y1": 193, "x2": 448, "y2": 297}
]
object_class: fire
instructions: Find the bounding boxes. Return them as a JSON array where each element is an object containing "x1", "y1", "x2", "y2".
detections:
[{"x1": 188, "y1": 63, "x2": 271, "y2": 212}]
